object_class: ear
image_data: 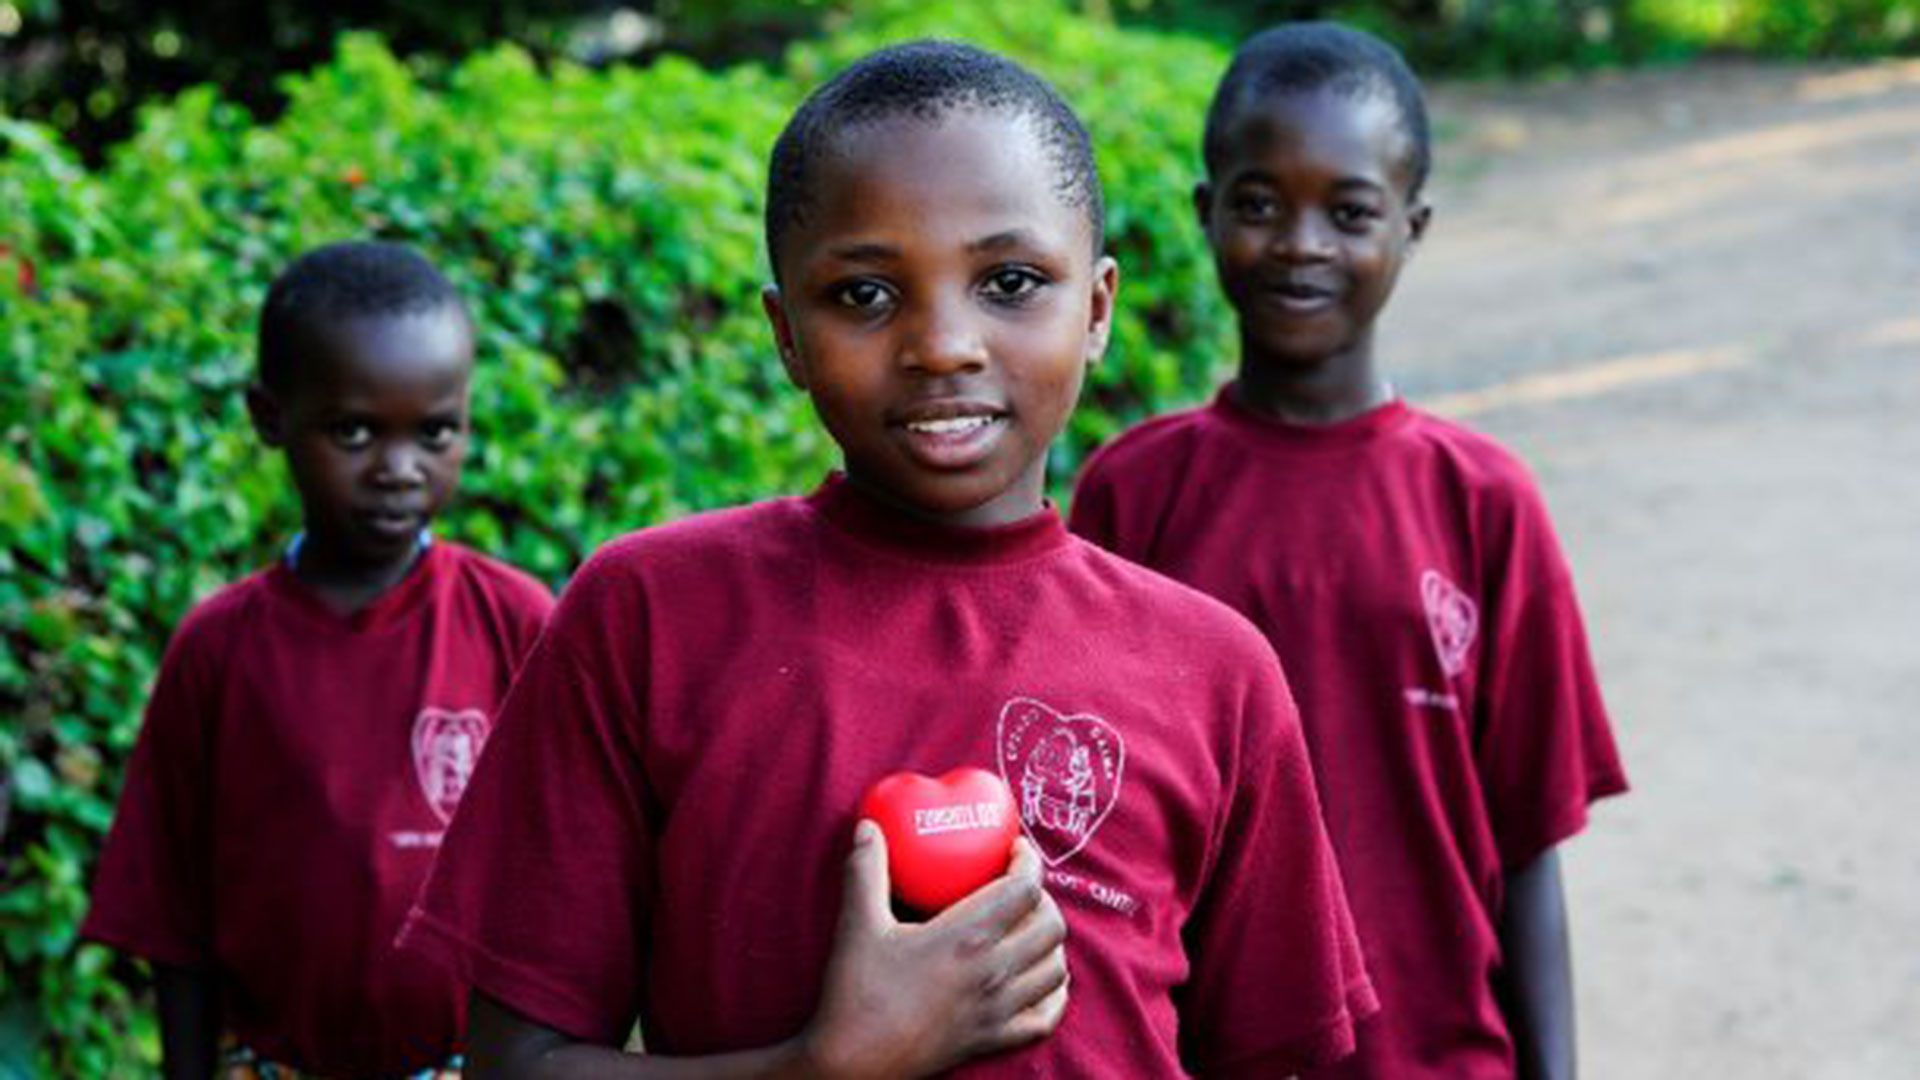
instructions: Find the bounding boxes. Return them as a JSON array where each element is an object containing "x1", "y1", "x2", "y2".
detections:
[
  {"x1": 246, "y1": 383, "x2": 286, "y2": 447},
  {"x1": 761, "y1": 284, "x2": 807, "y2": 390},
  {"x1": 1084, "y1": 255, "x2": 1120, "y2": 367},
  {"x1": 1407, "y1": 199, "x2": 1433, "y2": 248},
  {"x1": 1192, "y1": 181, "x2": 1213, "y2": 235}
]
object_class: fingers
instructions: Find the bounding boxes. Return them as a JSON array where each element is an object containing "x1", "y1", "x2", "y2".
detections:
[
  {"x1": 1005, "y1": 835, "x2": 1041, "y2": 882},
  {"x1": 986, "y1": 889, "x2": 1068, "y2": 983},
  {"x1": 838, "y1": 819, "x2": 894, "y2": 935},
  {"x1": 990, "y1": 942, "x2": 1069, "y2": 1017},
  {"x1": 976, "y1": 972, "x2": 1071, "y2": 1054},
  {"x1": 932, "y1": 836, "x2": 1047, "y2": 940}
]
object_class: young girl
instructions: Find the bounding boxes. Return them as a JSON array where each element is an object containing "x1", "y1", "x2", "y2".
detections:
[{"x1": 404, "y1": 40, "x2": 1374, "y2": 1078}]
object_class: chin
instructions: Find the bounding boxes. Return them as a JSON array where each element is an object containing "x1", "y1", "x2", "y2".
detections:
[{"x1": 1249, "y1": 329, "x2": 1351, "y2": 369}]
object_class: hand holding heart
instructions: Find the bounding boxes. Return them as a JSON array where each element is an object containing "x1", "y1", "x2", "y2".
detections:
[{"x1": 800, "y1": 821, "x2": 1070, "y2": 1079}]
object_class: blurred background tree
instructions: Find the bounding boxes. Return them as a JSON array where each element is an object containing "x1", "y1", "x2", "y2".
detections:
[{"x1": 3, "y1": 0, "x2": 1916, "y2": 160}]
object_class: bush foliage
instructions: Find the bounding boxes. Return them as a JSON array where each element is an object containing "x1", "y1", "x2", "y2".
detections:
[{"x1": 0, "y1": 1, "x2": 1236, "y2": 1071}]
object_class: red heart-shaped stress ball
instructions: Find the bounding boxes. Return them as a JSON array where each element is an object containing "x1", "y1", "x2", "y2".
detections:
[{"x1": 859, "y1": 768, "x2": 1019, "y2": 913}]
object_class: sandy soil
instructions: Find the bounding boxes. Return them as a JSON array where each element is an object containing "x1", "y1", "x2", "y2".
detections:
[{"x1": 1378, "y1": 59, "x2": 1920, "y2": 1079}]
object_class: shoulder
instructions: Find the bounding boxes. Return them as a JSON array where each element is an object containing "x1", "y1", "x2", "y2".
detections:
[
  {"x1": 151, "y1": 567, "x2": 278, "y2": 688},
  {"x1": 1067, "y1": 537, "x2": 1279, "y2": 674},
  {"x1": 578, "y1": 498, "x2": 804, "y2": 585},
  {"x1": 166, "y1": 568, "x2": 274, "y2": 652},
  {"x1": 1399, "y1": 407, "x2": 1554, "y2": 516},
  {"x1": 1399, "y1": 409, "x2": 1576, "y2": 586},
  {"x1": 547, "y1": 498, "x2": 807, "y2": 626},
  {"x1": 436, "y1": 542, "x2": 556, "y2": 616},
  {"x1": 1390, "y1": 405, "x2": 1566, "y2": 534},
  {"x1": 1079, "y1": 405, "x2": 1216, "y2": 485}
]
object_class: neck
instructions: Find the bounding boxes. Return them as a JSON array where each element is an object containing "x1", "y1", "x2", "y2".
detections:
[
  {"x1": 1234, "y1": 338, "x2": 1393, "y2": 425},
  {"x1": 289, "y1": 533, "x2": 426, "y2": 614},
  {"x1": 843, "y1": 468, "x2": 1048, "y2": 531}
]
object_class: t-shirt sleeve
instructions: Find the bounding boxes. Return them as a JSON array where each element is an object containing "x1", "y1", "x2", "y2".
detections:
[
  {"x1": 1475, "y1": 483, "x2": 1629, "y2": 871},
  {"x1": 1176, "y1": 645, "x2": 1378, "y2": 1075},
  {"x1": 400, "y1": 577, "x2": 654, "y2": 1045},
  {"x1": 81, "y1": 620, "x2": 219, "y2": 968}
]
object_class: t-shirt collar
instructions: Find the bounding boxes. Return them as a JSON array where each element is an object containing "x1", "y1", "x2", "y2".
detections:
[
  {"x1": 266, "y1": 538, "x2": 446, "y2": 633},
  {"x1": 807, "y1": 472, "x2": 1070, "y2": 566},
  {"x1": 1210, "y1": 381, "x2": 1412, "y2": 449}
]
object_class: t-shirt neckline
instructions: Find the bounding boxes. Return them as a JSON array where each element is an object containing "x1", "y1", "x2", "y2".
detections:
[
  {"x1": 1210, "y1": 382, "x2": 1413, "y2": 451},
  {"x1": 264, "y1": 540, "x2": 447, "y2": 633},
  {"x1": 807, "y1": 472, "x2": 1070, "y2": 566}
]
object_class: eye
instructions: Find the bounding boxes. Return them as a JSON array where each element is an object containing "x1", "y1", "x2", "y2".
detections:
[
  {"x1": 1231, "y1": 191, "x2": 1279, "y2": 223},
  {"x1": 329, "y1": 420, "x2": 372, "y2": 450},
  {"x1": 1331, "y1": 202, "x2": 1382, "y2": 231},
  {"x1": 979, "y1": 266, "x2": 1048, "y2": 305},
  {"x1": 831, "y1": 279, "x2": 896, "y2": 314},
  {"x1": 420, "y1": 419, "x2": 464, "y2": 451}
]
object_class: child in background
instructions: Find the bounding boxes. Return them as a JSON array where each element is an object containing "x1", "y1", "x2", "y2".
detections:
[
  {"x1": 403, "y1": 40, "x2": 1374, "y2": 1078},
  {"x1": 1070, "y1": 24, "x2": 1628, "y2": 1080},
  {"x1": 83, "y1": 241, "x2": 554, "y2": 1078}
]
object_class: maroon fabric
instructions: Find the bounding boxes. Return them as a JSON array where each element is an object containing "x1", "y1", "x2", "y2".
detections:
[
  {"x1": 83, "y1": 541, "x2": 553, "y2": 1076},
  {"x1": 403, "y1": 473, "x2": 1375, "y2": 1076},
  {"x1": 1070, "y1": 387, "x2": 1629, "y2": 1079}
]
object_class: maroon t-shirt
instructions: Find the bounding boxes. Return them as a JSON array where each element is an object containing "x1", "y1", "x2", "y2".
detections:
[
  {"x1": 82, "y1": 541, "x2": 553, "y2": 1076},
  {"x1": 403, "y1": 474, "x2": 1376, "y2": 1076},
  {"x1": 1070, "y1": 389, "x2": 1628, "y2": 1079}
]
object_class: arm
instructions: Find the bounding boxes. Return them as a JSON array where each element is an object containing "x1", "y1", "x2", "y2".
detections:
[
  {"x1": 1499, "y1": 847, "x2": 1575, "y2": 1080},
  {"x1": 467, "y1": 995, "x2": 813, "y2": 1080},
  {"x1": 465, "y1": 824, "x2": 1069, "y2": 1080},
  {"x1": 155, "y1": 965, "x2": 220, "y2": 1080}
]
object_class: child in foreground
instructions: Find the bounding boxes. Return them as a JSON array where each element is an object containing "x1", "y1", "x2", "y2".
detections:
[
  {"x1": 1070, "y1": 23, "x2": 1628, "y2": 1080},
  {"x1": 404, "y1": 40, "x2": 1374, "y2": 1078},
  {"x1": 83, "y1": 241, "x2": 555, "y2": 1077}
]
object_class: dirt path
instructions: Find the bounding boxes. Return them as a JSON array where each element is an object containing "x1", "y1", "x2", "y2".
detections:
[{"x1": 1382, "y1": 60, "x2": 1920, "y2": 1078}]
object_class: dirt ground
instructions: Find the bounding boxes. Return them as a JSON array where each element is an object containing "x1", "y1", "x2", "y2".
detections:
[{"x1": 1379, "y1": 59, "x2": 1920, "y2": 1078}]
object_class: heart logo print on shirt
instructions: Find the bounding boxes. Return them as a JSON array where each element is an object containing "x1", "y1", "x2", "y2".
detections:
[
  {"x1": 996, "y1": 697, "x2": 1124, "y2": 867},
  {"x1": 1421, "y1": 569, "x2": 1479, "y2": 678},
  {"x1": 411, "y1": 707, "x2": 491, "y2": 825}
]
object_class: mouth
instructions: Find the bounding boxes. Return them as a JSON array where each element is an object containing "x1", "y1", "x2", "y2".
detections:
[
  {"x1": 1261, "y1": 277, "x2": 1342, "y2": 315},
  {"x1": 889, "y1": 401, "x2": 1010, "y2": 470},
  {"x1": 358, "y1": 506, "x2": 427, "y2": 540}
]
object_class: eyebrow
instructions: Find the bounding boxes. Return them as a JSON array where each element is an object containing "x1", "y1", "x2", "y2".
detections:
[
  {"x1": 966, "y1": 228, "x2": 1048, "y2": 254},
  {"x1": 820, "y1": 228, "x2": 1054, "y2": 263},
  {"x1": 1232, "y1": 170, "x2": 1388, "y2": 195},
  {"x1": 822, "y1": 241, "x2": 900, "y2": 263}
]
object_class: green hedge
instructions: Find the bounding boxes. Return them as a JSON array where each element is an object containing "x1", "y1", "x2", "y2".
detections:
[{"x1": 0, "y1": 1, "x2": 1235, "y2": 1072}]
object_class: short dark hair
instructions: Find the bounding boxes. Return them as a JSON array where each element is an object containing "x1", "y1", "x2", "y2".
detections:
[
  {"x1": 1203, "y1": 22, "x2": 1431, "y2": 197},
  {"x1": 765, "y1": 40, "x2": 1104, "y2": 272},
  {"x1": 258, "y1": 240, "x2": 466, "y2": 391}
]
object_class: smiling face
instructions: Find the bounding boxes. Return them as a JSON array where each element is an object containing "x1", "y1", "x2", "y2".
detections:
[
  {"x1": 1198, "y1": 87, "x2": 1429, "y2": 382},
  {"x1": 763, "y1": 109, "x2": 1117, "y2": 528},
  {"x1": 249, "y1": 305, "x2": 474, "y2": 580}
]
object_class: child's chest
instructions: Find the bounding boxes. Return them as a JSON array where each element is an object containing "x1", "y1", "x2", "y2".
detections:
[
  {"x1": 214, "y1": 619, "x2": 519, "y2": 851},
  {"x1": 636, "y1": 585, "x2": 1233, "y2": 948},
  {"x1": 1149, "y1": 461, "x2": 1486, "y2": 707}
]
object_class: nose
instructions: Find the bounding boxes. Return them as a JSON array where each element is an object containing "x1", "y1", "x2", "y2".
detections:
[
  {"x1": 1271, "y1": 209, "x2": 1337, "y2": 263},
  {"x1": 370, "y1": 440, "x2": 426, "y2": 488},
  {"x1": 898, "y1": 293, "x2": 989, "y2": 376}
]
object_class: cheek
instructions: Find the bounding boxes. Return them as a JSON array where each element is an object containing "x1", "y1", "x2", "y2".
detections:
[
  {"x1": 433, "y1": 448, "x2": 468, "y2": 483},
  {"x1": 1353, "y1": 245, "x2": 1405, "y2": 300}
]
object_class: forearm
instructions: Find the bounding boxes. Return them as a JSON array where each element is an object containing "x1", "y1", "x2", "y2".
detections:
[
  {"x1": 155, "y1": 964, "x2": 221, "y2": 1080},
  {"x1": 1499, "y1": 847, "x2": 1575, "y2": 1080},
  {"x1": 465, "y1": 991, "x2": 823, "y2": 1080}
]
